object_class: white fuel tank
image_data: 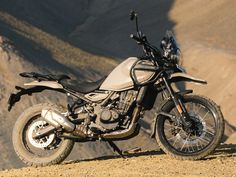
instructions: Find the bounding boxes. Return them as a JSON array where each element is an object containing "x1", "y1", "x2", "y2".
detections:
[{"x1": 100, "y1": 57, "x2": 155, "y2": 91}]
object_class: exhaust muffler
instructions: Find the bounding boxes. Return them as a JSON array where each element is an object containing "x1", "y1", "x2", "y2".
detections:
[{"x1": 41, "y1": 109, "x2": 75, "y2": 132}]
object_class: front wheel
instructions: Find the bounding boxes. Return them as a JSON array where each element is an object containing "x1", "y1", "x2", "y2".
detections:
[
  {"x1": 12, "y1": 104, "x2": 74, "y2": 167},
  {"x1": 155, "y1": 95, "x2": 224, "y2": 160}
]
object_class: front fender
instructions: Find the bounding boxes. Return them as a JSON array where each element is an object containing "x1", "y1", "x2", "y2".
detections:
[
  {"x1": 155, "y1": 73, "x2": 207, "y2": 86},
  {"x1": 169, "y1": 73, "x2": 207, "y2": 85},
  {"x1": 150, "y1": 90, "x2": 192, "y2": 138}
]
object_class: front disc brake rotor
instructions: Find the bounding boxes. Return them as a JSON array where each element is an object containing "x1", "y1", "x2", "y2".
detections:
[
  {"x1": 27, "y1": 120, "x2": 55, "y2": 149},
  {"x1": 178, "y1": 112, "x2": 205, "y2": 144}
]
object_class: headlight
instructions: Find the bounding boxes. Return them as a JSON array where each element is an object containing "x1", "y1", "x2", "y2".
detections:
[{"x1": 170, "y1": 49, "x2": 181, "y2": 65}]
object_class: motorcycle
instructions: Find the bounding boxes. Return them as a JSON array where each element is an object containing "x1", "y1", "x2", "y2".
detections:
[{"x1": 8, "y1": 11, "x2": 224, "y2": 166}]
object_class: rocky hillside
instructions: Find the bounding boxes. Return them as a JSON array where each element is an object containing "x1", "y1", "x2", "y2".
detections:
[{"x1": 0, "y1": 37, "x2": 28, "y2": 169}]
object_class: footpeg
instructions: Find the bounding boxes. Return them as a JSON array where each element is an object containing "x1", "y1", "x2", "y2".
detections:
[{"x1": 123, "y1": 147, "x2": 141, "y2": 154}]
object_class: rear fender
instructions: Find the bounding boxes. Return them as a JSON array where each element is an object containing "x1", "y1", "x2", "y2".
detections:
[
  {"x1": 8, "y1": 81, "x2": 64, "y2": 111},
  {"x1": 24, "y1": 81, "x2": 63, "y2": 89}
]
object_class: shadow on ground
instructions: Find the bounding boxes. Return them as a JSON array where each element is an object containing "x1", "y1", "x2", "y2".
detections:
[
  {"x1": 64, "y1": 150, "x2": 165, "y2": 165},
  {"x1": 207, "y1": 144, "x2": 236, "y2": 160},
  {"x1": 65, "y1": 143, "x2": 236, "y2": 165}
]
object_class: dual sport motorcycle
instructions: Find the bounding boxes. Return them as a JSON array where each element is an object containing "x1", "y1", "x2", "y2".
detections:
[{"x1": 8, "y1": 11, "x2": 224, "y2": 166}]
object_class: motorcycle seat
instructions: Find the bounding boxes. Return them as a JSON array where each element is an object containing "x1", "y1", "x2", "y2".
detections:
[
  {"x1": 20, "y1": 72, "x2": 71, "y2": 82},
  {"x1": 61, "y1": 77, "x2": 106, "y2": 94}
]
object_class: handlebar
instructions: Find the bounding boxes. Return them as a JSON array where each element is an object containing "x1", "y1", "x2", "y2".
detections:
[
  {"x1": 130, "y1": 32, "x2": 162, "y2": 60},
  {"x1": 130, "y1": 34, "x2": 141, "y2": 42},
  {"x1": 129, "y1": 10, "x2": 179, "y2": 69}
]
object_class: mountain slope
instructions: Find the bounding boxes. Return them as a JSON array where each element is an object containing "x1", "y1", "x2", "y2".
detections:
[
  {"x1": 168, "y1": 0, "x2": 236, "y2": 130},
  {"x1": 170, "y1": 0, "x2": 236, "y2": 53}
]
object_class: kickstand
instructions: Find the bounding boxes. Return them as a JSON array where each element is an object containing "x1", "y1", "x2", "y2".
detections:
[{"x1": 107, "y1": 141, "x2": 126, "y2": 159}]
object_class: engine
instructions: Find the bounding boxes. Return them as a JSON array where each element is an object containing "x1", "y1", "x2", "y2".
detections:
[
  {"x1": 72, "y1": 90, "x2": 138, "y2": 133},
  {"x1": 94, "y1": 107, "x2": 120, "y2": 130},
  {"x1": 118, "y1": 90, "x2": 137, "y2": 114},
  {"x1": 100, "y1": 109, "x2": 119, "y2": 122},
  {"x1": 93, "y1": 90, "x2": 137, "y2": 131}
]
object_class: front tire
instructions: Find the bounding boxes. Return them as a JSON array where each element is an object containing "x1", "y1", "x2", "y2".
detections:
[
  {"x1": 155, "y1": 95, "x2": 224, "y2": 160},
  {"x1": 12, "y1": 103, "x2": 74, "y2": 167}
]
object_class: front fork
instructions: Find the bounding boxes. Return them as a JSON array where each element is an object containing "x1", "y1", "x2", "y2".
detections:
[{"x1": 162, "y1": 77, "x2": 193, "y2": 130}]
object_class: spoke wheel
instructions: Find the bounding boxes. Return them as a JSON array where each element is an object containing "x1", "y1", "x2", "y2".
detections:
[
  {"x1": 155, "y1": 95, "x2": 224, "y2": 160},
  {"x1": 12, "y1": 104, "x2": 74, "y2": 167}
]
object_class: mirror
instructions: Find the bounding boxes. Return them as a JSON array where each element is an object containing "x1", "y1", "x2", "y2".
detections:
[{"x1": 130, "y1": 10, "x2": 136, "y2": 21}]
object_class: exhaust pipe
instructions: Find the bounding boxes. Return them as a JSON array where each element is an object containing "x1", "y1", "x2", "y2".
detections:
[
  {"x1": 41, "y1": 109, "x2": 75, "y2": 132},
  {"x1": 41, "y1": 106, "x2": 141, "y2": 140},
  {"x1": 101, "y1": 106, "x2": 141, "y2": 139}
]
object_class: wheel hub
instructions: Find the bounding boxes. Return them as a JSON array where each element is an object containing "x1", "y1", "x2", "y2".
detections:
[
  {"x1": 188, "y1": 112, "x2": 204, "y2": 136},
  {"x1": 27, "y1": 120, "x2": 55, "y2": 149},
  {"x1": 172, "y1": 112, "x2": 205, "y2": 142}
]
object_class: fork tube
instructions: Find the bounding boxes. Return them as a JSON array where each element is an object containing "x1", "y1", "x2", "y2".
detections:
[
  {"x1": 162, "y1": 76, "x2": 192, "y2": 128},
  {"x1": 136, "y1": 86, "x2": 148, "y2": 105}
]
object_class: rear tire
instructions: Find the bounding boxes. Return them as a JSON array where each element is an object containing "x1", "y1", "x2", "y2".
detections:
[
  {"x1": 155, "y1": 95, "x2": 224, "y2": 160},
  {"x1": 12, "y1": 103, "x2": 74, "y2": 167}
]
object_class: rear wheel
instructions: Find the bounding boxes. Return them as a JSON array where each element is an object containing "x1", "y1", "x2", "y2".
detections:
[
  {"x1": 12, "y1": 104, "x2": 74, "y2": 167},
  {"x1": 155, "y1": 95, "x2": 224, "y2": 160}
]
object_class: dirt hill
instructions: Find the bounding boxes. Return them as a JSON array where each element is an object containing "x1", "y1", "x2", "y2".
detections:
[{"x1": 0, "y1": 0, "x2": 236, "y2": 173}]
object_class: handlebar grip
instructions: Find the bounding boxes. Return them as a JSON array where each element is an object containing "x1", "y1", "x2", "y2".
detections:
[{"x1": 130, "y1": 34, "x2": 140, "y2": 42}]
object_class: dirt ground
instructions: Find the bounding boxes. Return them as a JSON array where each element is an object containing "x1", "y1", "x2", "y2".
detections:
[{"x1": 1, "y1": 144, "x2": 236, "y2": 177}]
